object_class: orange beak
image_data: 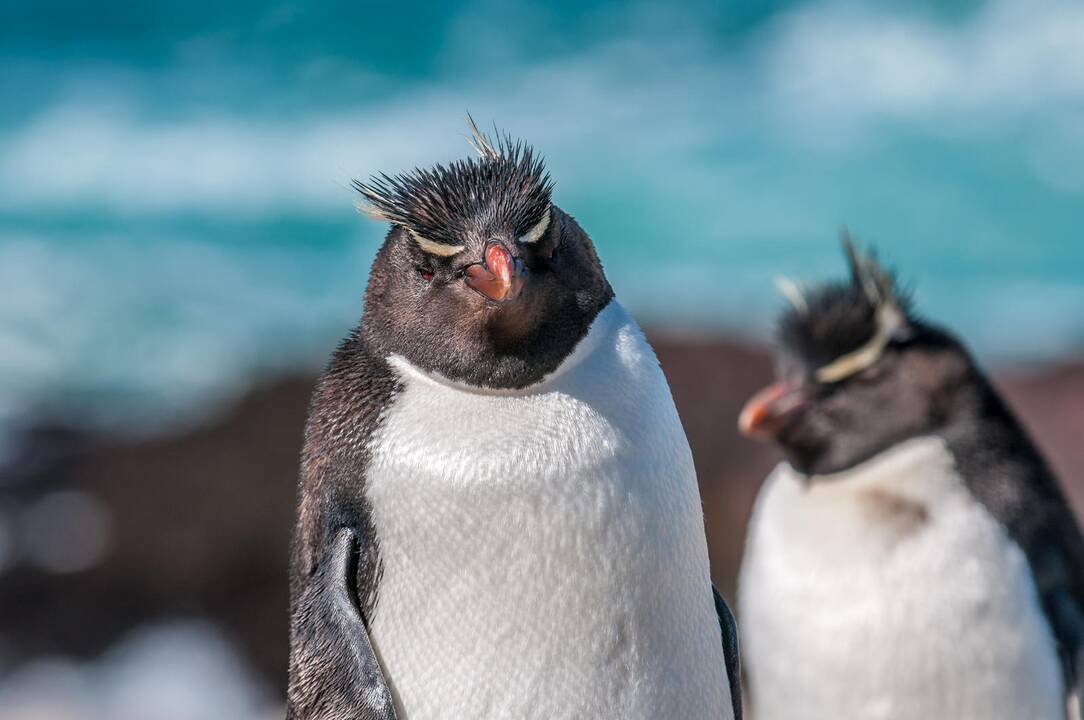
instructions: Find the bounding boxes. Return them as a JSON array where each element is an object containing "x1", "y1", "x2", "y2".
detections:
[
  {"x1": 464, "y1": 242, "x2": 527, "y2": 303},
  {"x1": 738, "y1": 381, "x2": 807, "y2": 440}
]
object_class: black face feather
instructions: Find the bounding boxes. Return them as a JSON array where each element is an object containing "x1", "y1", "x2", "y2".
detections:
[{"x1": 352, "y1": 128, "x2": 553, "y2": 250}]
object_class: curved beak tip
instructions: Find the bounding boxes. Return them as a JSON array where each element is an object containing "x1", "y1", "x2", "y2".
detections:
[
  {"x1": 486, "y1": 244, "x2": 513, "y2": 286},
  {"x1": 737, "y1": 403, "x2": 767, "y2": 439},
  {"x1": 465, "y1": 243, "x2": 525, "y2": 303},
  {"x1": 738, "y1": 381, "x2": 805, "y2": 440}
]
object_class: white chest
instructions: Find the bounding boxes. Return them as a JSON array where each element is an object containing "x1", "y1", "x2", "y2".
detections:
[
  {"x1": 365, "y1": 302, "x2": 731, "y2": 720},
  {"x1": 739, "y1": 437, "x2": 1063, "y2": 720}
]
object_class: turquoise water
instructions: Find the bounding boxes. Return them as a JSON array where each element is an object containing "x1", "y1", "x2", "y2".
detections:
[{"x1": 1, "y1": 0, "x2": 1082, "y2": 432}]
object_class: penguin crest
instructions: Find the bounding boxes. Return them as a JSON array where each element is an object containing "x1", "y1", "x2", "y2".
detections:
[
  {"x1": 352, "y1": 117, "x2": 553, "y2": 256},
  {"x1": 778, "y1": 234, "x2": 912, "y2": 382}
]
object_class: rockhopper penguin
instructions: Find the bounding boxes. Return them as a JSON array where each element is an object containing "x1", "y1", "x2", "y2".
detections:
[
  {"x1": 287, "y1": 122, "x2": 741, "y2": 720},
  {"x1": 736, "y1": 239, "x2": 1084, "y2": 720}
]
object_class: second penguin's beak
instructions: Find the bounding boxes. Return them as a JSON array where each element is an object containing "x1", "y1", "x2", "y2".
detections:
[
  {"x1": 464, "y1": 242, "x2": 527, "y2": 303},
  {"x1": 738, "y1": 380, "x2": 808, "y2": 440}
]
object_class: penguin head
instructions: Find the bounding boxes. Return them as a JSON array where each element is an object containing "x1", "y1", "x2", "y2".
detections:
[
  {"x1": 354, "y1": 119, "x2": 613, "y2": 389},
  {"x1": 739, "y1": 238, "x2": 974, "y2": 476}
]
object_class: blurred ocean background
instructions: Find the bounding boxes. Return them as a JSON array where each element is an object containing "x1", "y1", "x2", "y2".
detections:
[
  {"x1": 1, "y1": 1, "x2": 1083, "y2": 717},
  {"x1": 5, "y1": 0, "x2": 1084, "y2": 439}
]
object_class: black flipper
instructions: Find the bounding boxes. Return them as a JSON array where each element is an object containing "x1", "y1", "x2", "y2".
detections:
[
  {"x1": 713, "y1": 584, "x2": 743, "y2": 720},
  {"x1": 287, "y1": 528, "x2": 397, "y2": 720},
  {"x1": 288, "y1": 333, "x2": 401, "y2": 719},
  {"x1": 943, "y1": 373, "x2": 1084, "y2": 716},
  {"x1": 1049, "y1": 585, "x2": 1084, "y2": 720}
]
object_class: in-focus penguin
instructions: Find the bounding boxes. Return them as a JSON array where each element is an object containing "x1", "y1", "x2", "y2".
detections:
[
  {"x1": 287, "y1": 121, "x2": 741, "y2": 720},
  {"x1": 736, "y1": 239, "x2": 1084, "y2": 720}
]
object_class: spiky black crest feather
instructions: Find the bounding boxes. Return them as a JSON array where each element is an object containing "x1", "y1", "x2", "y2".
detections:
[
  {"x1": 352, "y1": 121, "x2": 553, "y2": 248},
  {"x1": 778, "y1": 237, "x2": 912, "y2": 370}
]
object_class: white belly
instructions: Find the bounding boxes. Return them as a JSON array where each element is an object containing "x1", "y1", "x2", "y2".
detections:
[
  {"x1": 365, "y1": 302, "x2": 731, "y2": 720},
  {"x1": 739, "y1": 436, "x2": 1063, "y2": 720}
]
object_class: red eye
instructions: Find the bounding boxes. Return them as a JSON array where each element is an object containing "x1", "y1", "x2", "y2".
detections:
[{"x1": 418, "y1": 269, "x2": 434, "y2": 282}]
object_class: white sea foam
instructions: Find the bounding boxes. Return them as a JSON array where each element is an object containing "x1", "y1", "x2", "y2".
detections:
[{"x1": 3, "y1": 1, "x2": 1083, "y2": 214}]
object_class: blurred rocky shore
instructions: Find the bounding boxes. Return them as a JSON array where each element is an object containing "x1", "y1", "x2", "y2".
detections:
[{"x1": 2, "y1": 334, "x2": 1082, "y2": 704}]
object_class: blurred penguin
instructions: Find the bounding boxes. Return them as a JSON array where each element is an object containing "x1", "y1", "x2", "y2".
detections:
[
  {"x1": 287, "y1": 121, "x2": 741, "y2": 720},
  {"x1": 737, "y1": 238, "x2": 1084, "y2": 720}
]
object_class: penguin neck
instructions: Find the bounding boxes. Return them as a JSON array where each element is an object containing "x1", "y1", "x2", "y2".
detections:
[
  {"x1": 787, "y1": 434, "x2": 955, "y2": 494},
  {"x1": 385, "y1": 299, "x2": 621, "y2": 397},
  {"x1": 936, "y1": 370, "x2": 1058, "y2": 490}
]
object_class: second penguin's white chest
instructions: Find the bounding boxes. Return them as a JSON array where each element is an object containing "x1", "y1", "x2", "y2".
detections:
[
  {"x1": 739, "y1": 437, "x2": 1063, "y2": 720},
  {"x1": 364, "y1": 303, "x2": 729, "y2": 720}
]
